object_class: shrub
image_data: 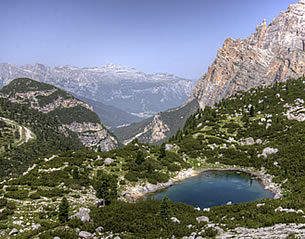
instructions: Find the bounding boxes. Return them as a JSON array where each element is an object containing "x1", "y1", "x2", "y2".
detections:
[
  {"x1": 168, "y1": 164, "x2": 181, "y2": 172},
  {"x1": 0, "y1": 198, "x2": 7, "y2": 208},
  {"x1": 5, "y1": 190, "x2": 28, "y2": 199}
]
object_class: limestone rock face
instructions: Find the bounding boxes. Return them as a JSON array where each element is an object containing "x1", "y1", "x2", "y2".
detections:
[
  {"x1": 62, "y1": 122, "x2": 118, "y2": 151},
  {"x1": 189, "y1": 1, "x2": 305, "y2": 109}
]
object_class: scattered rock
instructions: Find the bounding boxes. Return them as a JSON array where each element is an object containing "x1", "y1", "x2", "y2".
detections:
[
  {"x1": 32, "y1": 223, "x2": 41, "y2": 230},
  {"x1": 104, "y1": 158, "x2": 114, "y2": 164},
  {"x1": 258, "y1": 147, "x2": 278, "y2": 158},
  {"x1": 79, "y1": 231, "x2": 93, "y2": 239},
  {"x1": 9, "y1": 228, "x2": 18, "y2": 236},
  {"x1": 171, "y1": 217, "x2": 180, "y2": 224},
  {"x1": 240, "y1": 137, "x2": 255, "y2": 146},
  {"x1": 165, "y1": 144, "x2": 174, "y2": 151},
  {"x1": 96, "y1": 226, "x2": 104, "y2": 233},
  {"x1": 71, "y1": 208, "x2": 91, "y2": 222},
  {"x1": 196, "y1": 216, "x2": 209, "y2": 223}
]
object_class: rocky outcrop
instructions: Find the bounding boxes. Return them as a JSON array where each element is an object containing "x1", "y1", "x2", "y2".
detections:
[
  {"x1": 189, "y1": 0, "x2": 305, "y2": 109},
  {"x1": 71, "y1": 208, "x2": 91, "y2": 222},
  {"x1": 123, "y1": 114, "x2": 170, "y2": 145},
  {"x1": 0, "y1": 90, "x2": 93, "y2": 113},
  {"x1": 219, "y1": 223, "x2": 305, "y2": 238},
  {"x1": 63, "y1": 122, "x2": 118, "y2": 151}
]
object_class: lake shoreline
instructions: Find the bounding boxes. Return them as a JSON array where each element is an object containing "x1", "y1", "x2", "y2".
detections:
[{"x1": 122, "y1": 166, "x2": 282, "y2": 201}]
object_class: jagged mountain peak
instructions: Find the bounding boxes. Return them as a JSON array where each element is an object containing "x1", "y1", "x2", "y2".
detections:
[{"x1": 189, "y1": 0, "x2": 305, "y2": 109}]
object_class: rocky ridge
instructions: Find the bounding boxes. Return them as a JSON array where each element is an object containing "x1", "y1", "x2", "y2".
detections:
[{"x1": 189, "y1": 0, "x2": 305, "y2": 109}]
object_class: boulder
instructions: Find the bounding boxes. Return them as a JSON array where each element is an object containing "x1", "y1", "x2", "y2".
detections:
[
  {"x1": 226, "y1": 201, "x2": 232, "y2": 205},
  {"x1": 96, "y1": 226, "x2": 104, "y2": 233},
  {"x1": 171, "y1": 217, "x2": 180, "y2": 224},
  {"x1": 72, "y1": 208, "x2": 91, "y2": 222},
  {"x1": 258, "y1": 147, "x2": 278, "y2": 158},
  {"x1": 240, "y1": 137, "x2": 255, "y2": 146},
  {"x1": 79, "y1": 231, "x2": 93, "y2": 239},
  {"x1": 9, "y1": 228, "x2": 18, "y2": 235},
  {"x1": 196, "y1": 216, "x2": 209, "y2": 223},
  {"x1": 165, "y1": 144, "x2": 174, "y2": 151},
  {"x1": 104, "y1": 158, "x2": 114, "y2": 164}
]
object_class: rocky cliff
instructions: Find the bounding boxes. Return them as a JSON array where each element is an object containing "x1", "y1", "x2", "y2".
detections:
[
  {"x1": 189, "y1": 0, "x2": 305, "y2": 108},
  {"x1": 114, "y1": 1, "x2": 305, "y2": 145},
  {"x1": 0, "y1": 78, "x2": 119, "y2": 151}
]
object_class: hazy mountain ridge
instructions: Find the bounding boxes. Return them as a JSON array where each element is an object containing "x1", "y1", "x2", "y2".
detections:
[
  {"x1": 74, "y1": 94, "x2": 142, "y2": 129},
  {"x1": 0, "y1": 78, "x2": 119, "y2": 151},
  {"x1": 0, "y1": 63, "x2": 195, "y2": 117}
]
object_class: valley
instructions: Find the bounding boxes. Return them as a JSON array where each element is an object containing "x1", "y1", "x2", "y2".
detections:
[
  {"x1": 1, "y1": 1, "x2": 305, "y2": 238},
  {"x1": 1, "y1": 77, "x2": 305, "y2": 238}
]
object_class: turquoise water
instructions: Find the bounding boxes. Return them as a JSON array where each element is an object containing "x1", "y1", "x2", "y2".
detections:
[{"x1": 145, "y1": 171, "x2": 274, "y2": 208}]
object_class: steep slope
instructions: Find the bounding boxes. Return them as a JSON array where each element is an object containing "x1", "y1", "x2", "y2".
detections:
[
  {"x1": 0, "y1": 63, "x2": 195, "y2": 117},
  {"x1": 189, "y1": 0, "x2": 305, "y2": 109},
  {"x1": 0, "y1": 98, "x2": 83, "y2": 178},
  {"x1": 117, "y1": 0, "x2": 305, "y2": 145},
  {"x1": 74, "y1": 94, "x2": 142, "y2": 129},
  {"x1": 0, "y1": 78, "x2": 119, "y2": 151}
]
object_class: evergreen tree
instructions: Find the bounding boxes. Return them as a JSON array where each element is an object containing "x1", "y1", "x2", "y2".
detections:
[
  {"x1": 72, "y1": 167, "x2": 80, "y2": 180},
  {"x1": 249, "y1": 105, "x2": 255, "y2": 117},
  {"x1": 160, "y1": 195, "x2": 172, "y2": 221},
  {"x1": 135, "y1": 150, "x2": 145, "y2": 164},
  {"x1": 94, "y1": 172, "x2": 118, "y2": 206},
  {"x1": 58, "y1": 197, "x2": 69, "y2": 223},
  {"x1": 159, "y1": 143, "x2": 166, "y2": 158}
]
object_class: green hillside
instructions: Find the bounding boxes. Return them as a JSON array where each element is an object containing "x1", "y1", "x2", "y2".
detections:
[
  {"x1": 1, "y1": 78, "x2": 305, "y2": 238},
  {"x1": 0, "y1": 98, "x2": 83, "y2": 178}
]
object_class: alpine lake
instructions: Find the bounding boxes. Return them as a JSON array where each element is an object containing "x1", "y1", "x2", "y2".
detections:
[{"x1": 144, "y1": 170, "x2": 274, "y2": 208}]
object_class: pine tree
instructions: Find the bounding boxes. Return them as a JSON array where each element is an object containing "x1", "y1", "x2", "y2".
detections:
[
  {"x1": 159, "y1": 143, "x2": 166, "y2": 158},
  {"x1": 135, "y1": 150, "x2": 145, "y2": 164},
  {"x1": 95, "y1": 172, "x2": 118, "y2": 206},
  {"x1": 160, "y1": 195, "x2": 172, "y2": 221},
  {"x1": 72, "y1": 168, "x2": 80, "y2": 180},
  {"x1": 58, "y1": 197, "x2": 69, "y2": 223}
]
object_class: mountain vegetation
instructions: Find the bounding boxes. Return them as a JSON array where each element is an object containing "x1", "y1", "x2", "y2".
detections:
[
  {"x1": 0, "y1": 78, "x2": 119, "y2": 151},
  {"x1": 1, "y1": 78, "x2": 305, "y2": 238}
]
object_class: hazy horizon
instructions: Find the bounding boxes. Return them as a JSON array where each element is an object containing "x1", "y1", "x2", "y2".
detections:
[{"x1": 0, "y1": 0, "x2": 297, "y2": 79}]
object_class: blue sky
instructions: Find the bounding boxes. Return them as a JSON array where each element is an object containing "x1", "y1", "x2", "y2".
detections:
[{"x1": 0, "y1": 0, "x2": 297, "y2": 79}]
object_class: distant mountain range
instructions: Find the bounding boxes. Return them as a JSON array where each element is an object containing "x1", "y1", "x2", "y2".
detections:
[{"x1": 0, "y1": 63, "x2": 195, "y2": 120}]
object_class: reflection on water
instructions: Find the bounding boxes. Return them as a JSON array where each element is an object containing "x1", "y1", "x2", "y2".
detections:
[{"x1": 144, "y1": 171, "x2": 274, "y2": 208}]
